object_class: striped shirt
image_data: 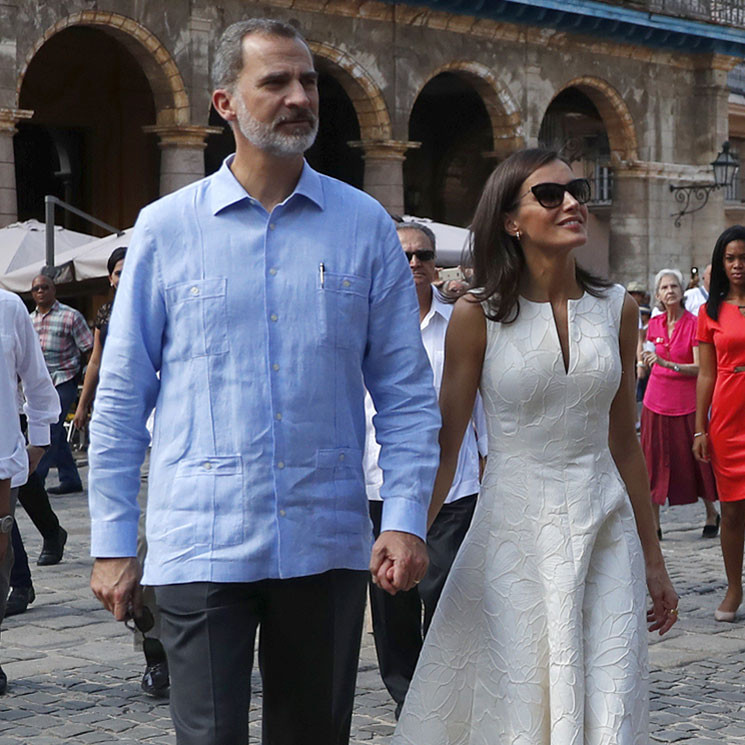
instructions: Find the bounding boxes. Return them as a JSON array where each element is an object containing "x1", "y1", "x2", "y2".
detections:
[{"x1": 31, "y1": 300, "x2": 93, "y2": 385}]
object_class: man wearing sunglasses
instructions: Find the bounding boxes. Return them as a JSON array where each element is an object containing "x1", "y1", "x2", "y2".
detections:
[
  {"x1": 29, "y1": 274, "x2": 92, "y2": 494},
  {"x1": 365, "y1": 221, "x2": 486, "y2": 718}
]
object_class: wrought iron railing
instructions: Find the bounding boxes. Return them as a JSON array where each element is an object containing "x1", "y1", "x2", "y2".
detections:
[
  {"x1": 725, "y1": 177, "x2": 742, "y2": 203},
  {"x1": 602, "y1": 1, "x2": 745, "y2": 26}
]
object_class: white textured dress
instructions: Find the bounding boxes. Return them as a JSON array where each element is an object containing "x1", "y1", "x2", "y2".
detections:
[{"x1": 393, "y1": 284, "x2": 649, "y2": 745}]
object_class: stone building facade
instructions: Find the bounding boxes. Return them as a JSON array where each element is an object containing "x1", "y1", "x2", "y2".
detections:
[{"x1": 1, "y1": 0, "x2": 744, "y2": 288}]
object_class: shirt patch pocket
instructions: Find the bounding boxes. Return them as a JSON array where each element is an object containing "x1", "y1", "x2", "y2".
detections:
[
  {"x1": 317, "y1": 272, "x2": 370, "y2": 350},
  {"x1": 164, "y1": 278, "x2": 229, "y2": 359},
  {"x1": 164, "y1": 455, "x2": 244, "y2": 547}
]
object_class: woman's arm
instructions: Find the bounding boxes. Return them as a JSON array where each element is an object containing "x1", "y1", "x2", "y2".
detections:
[
  {"x1": 642, "y1": 346, "x2": 698, "y2": 376},
  {"x1": 72, "y1": 327, "x2": 103, "y2": 430},
  {"x1": 693, "y1": 342, "x2": 716, "y2": 462},
  {"x1": 427, "y1": 296, "x2": 486, "y2": 527},
  {"x1": 609, "y1": 293, "x2": 678, "y2": 635}
]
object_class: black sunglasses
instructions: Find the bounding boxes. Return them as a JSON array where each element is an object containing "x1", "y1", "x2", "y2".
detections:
[
  {"x1": 404, "y1": 250, "x2": 435, "y2": 262},
  {"x1": 514, "y1": 178, "x2": 591, "y2": 209},
  {"x1": 31, "y1": 285, "x2": 51, "y2": 292},
  {"x1": 124, "y1": 605, "x2": 155, "y2": 634}
]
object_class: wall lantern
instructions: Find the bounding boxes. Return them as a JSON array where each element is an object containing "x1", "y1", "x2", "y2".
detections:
[{"x1": 669, "y1": 141, "x2": 740, "y2": 227}]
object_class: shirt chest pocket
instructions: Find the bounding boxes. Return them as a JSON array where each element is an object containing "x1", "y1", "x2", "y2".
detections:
[
  {"x1": 317, "y1": 272, "x2": 370, "y2": 350},
  {"x1": 164, "y1": 278, "x2": 229, "y2": 359}
]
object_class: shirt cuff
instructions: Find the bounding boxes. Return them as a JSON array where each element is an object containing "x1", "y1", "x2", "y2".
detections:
[
  {"x1": 380, "y1": 496, "x2": 427, "y2": 542},
  {"x1": 27, "y1": 423, "x2": 51, "y2": 448},
  {"x1": 90, "y1": 519, "x2": 139, "y2": 558}
]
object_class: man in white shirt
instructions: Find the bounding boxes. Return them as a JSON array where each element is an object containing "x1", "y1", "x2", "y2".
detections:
[
  {"x1": 684, "y1": 264, "x2": 711, "y2": 316},
  {"x1": 0, "y1": 289, "x2": 60, "y2": 693},
  {"x1": 365, "y1": 222, "x2": 486, "y2": 718}
]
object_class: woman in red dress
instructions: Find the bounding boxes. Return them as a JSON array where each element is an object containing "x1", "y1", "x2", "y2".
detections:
[
  {"x1": 694, "y1": 224, "x2": 745, "y2": 622},
  {"x1": 641, "y1": 269, "x2": 718, "y2": 539}
]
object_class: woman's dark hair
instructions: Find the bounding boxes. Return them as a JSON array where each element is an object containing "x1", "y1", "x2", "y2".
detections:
[
  {"x1": 107, "y1": 246, "x2": 127, "y2": 276},
  {"x1": 468, "y1": 148, "x2": 611, "y2": 322},
  {"x1": 705, "y1": 224, "x2": 745, "y2": 321}
]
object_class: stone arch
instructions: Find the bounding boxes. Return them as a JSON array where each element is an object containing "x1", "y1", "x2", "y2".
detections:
[
  {"x1": 16, "y1": 11, "x2": 189, "y2": 126},
  {"x1": 308, "y1": 41, "x2": 392, "y2": 142},
  {"x1": 553, "y1": 77, "x2": 638, "y2": 163},
  {"x1": 414, "y1": 61, "x2": 524, "y2": 156}
]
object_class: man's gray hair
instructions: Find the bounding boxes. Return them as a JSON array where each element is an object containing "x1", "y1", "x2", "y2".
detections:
[
  {"x1": 397, "y1": 222, "x2": 437, "y2": 254},
  {"x1": 212, "y1": 18, "x2": 308, "y2": 91}
]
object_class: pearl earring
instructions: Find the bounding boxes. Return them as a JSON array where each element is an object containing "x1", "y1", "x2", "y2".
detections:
[{"x1": 515, "y1": 229, "x2": 521, "y2": 241}]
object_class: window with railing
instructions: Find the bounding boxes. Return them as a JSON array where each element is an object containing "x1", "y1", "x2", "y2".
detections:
[
  {"x1": 725, "y1": 178, "x2": 742, "y2": 203},
  {"x1": 590, "y1": 164, "x2": 613, "y2": 204}
]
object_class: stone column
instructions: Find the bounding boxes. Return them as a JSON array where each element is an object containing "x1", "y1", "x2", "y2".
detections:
[
  {"x1": 0, "y1": 108, "x2": 32, "y2": 227},
  {"x1": 348, "y1": 140, "x2": 420, "y2": 215},
  {"x1": 143, "y1": 125, "x2": 223, "y2": 196}
]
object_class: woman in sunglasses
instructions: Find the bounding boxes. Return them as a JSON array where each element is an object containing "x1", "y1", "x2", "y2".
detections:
[{"x1": 394, "y1": 148, "x2": 678, "y2": 745}]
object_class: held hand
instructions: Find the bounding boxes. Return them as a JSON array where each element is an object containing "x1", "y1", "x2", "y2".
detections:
[
  {"x1": 692, "y1": 433, "x2": 709, "y2": 462},
  {"x1": 646, "y1": 566, "x2": 679, "y2": 636},
  {"x1": 369, "y1": 531, "x2": 429, "y2": 596},
  {"x1": 90, "y1": 557, "x2": 143, "y2": 621},
  {"x1": 26, "y1": 445, "x2": 46, "y2": 475}
]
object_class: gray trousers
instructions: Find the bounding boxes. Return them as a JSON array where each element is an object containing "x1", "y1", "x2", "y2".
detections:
[{"x1": 0, "y1": 488, "x2": 19, "y2": 626}]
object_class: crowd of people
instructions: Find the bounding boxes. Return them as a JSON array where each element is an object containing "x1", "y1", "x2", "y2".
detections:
[{"x1": 0, "y1": 14, "x2": 743, "y2": 745}]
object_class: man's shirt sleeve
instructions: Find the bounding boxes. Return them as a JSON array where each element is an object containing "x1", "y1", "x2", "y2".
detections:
[
  {"x1": 71, "y1": 308, "x2": 94, "y2": 354},
  {"x1": 15, "y1": 302, "x2": 60, "y2": 446},
  {"x1": 88, "y1": 212, "x2": 165, "y2": 557},
  {"x1": 363, "y1": 216, "x2": 441, "y2": 541}
]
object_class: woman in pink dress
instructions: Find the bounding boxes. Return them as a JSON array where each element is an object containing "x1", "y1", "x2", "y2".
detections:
[{"x1": 641, "y1": 268, "x2": 718, "y2": 539}]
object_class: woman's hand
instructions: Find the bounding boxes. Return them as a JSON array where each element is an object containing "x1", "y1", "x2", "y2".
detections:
[
  {"x1": 72, "y1": 404, "x2": 89, "y2": 431},
  {"x1": 692, "y1": 432, "x2": 709, "y2": 462},
  {"x1": 641, "y1": 350, "x2": 658, "y2": 367},
  {"x1": 646, "y1": 565, "x2": 679, "y2": 635}
]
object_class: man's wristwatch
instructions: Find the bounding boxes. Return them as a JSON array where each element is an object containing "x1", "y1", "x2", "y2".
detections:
[{"x1": 0, "y1": 515, "x2": 14, "y2": 534}]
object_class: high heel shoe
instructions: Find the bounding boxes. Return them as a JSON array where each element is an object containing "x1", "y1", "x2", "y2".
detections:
[
  {"x1": 702, "y1": 514, "x2": 720, "y2": 538},
  {"x1": 714, "y1": 607, "x2": 738, "y2": 622}
]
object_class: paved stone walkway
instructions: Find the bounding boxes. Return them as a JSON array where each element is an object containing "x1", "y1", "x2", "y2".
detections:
[{"x1": 0, "y1": 462, "x2": 744, "y2": 743}]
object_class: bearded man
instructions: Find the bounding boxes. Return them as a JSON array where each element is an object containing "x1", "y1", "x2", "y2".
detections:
[{"x1": 87, "y1": 18, "x2": 440, "y2": 745}]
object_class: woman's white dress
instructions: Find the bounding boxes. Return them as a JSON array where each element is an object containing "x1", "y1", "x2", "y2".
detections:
[{"x1": 392, "y1": 284, "x2": 648, "y2": 745}]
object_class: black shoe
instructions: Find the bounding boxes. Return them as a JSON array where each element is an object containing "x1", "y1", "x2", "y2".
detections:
[
  {"x1": 5, "y1": 585, "x2": 35, "y2": 617},
  {"x1": 38, "y1": 527, "x2": 68, "y2": 566},
  {"x1": 703, "y1": 514, "x2": 721, "y2": 538},
  {"x1": 0, "y1": 667, "x2": 6, "y2": 695},
  {"x1": 47, "y1": 482, "x2": 82, "y2": 495},
  {"x1": 657, "y1": 527, "x2": 662, "y2": 541},
  {"x1": 141, "y1": 660, "x2": 170, "y2": 698}
]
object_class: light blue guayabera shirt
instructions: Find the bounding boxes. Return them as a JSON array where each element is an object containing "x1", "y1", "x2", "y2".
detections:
[{"x1": 88, "y1": 158, "x2": 441, "y2": 585}]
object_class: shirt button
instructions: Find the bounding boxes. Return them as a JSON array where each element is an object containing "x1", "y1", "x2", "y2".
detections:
[
  {"x1": 269, "y1": 268, "x2": 277, "y2": 276},
  {"x1": 202, "y1": 461, "x2": 212, "y2": 470},
  {"x1": 279, "y1": 509, "x2": 286, "y2": 517},
  {"x1": 275, "y1": 413, "x2": 282, "y2": 421},
  {"x1": 270, "y1": 313, "x2": 278, "y2": 322},
  {"x1": 277, "y1": 461, "x2": 285, "y2": 469},
  {"x1": 190, "y1": 286, "x2": 200, "y2": 296},
  {"x1": 272, "y1": 363, "x2": 280, "y2": 371},
  {"x1": 342, "y1": 280, "x2": 351, "y2": 288},
  {"x1": 338, "y1": 453, "x2": 345, "y2": 462},
  {"x1": 269, "y1": 223, "x2": 276, "y2": 230}
]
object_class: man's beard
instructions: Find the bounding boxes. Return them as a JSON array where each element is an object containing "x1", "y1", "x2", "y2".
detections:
[{"x1": 235, "y1": 98, "x2": 318, "y2": 157}]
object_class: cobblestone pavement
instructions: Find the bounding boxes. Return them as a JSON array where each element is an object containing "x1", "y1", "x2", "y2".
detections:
[{"x1": 0, "y1": 462, "x2": 744, "y2": 743}]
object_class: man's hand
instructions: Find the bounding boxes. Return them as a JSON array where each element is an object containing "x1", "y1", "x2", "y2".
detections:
[
  {"x1": 27, "y1": 445, "x2": 46, "y2": 475},
  {"x1": 90, "y1": 557, "x2": 143, "y2": 621},
  {"x1": 369, "y1": 531, "x2": 429, "y2": 596}
]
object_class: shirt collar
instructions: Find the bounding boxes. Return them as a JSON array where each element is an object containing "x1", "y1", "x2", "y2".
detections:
[
  {"x1": 210, "y1": 155, "x2": 325, "y2": 215},
  {"x1": 34, "y1": 300, "x2": 59, "y2": 317},
  {"x1": 421, "y1": 286, "x2": 452, "y2": 329}
]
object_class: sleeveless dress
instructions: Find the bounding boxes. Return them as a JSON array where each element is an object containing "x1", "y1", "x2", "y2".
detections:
[{"x1": 392, "y1": 284, "x2": 649, "y2": 745}]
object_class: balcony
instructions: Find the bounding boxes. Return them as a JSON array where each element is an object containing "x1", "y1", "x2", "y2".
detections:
[{"x1": 602, "y1": 1, "x2": 745, "y2": 26}]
